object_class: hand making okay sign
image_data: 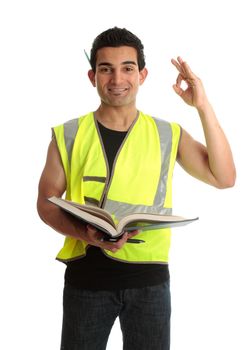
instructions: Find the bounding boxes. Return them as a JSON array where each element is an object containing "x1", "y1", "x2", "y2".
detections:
[{"x1": 171, "y1": 56, "x2": 208, "y2": 109}]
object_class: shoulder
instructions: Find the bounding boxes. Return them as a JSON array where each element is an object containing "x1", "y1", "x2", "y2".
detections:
[
  {"x1": 52, "y1": 112, "x2": 93, "y2": 140},
  {"x1": 139, "y1": 111, "x2": 181, "y2": 141},
  {"x1": 52, "y1": 112, "x2": 93, "y2": 130},
  {"x1": 152, "y1": 116, "x2": 182, "y2": 139},
  {"x1": 140, "y1": 111, "x2": 180, "y2": 128}
]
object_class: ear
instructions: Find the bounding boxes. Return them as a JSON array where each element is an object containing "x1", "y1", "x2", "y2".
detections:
[
  {"x1": 88, "y1": 69, "x2": 96, "y2": 87},
  {"x1": 139, "y1": 67, "x2": 148, "y2": 85}
]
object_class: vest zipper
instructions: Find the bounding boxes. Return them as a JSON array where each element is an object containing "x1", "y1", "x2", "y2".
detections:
[
  {"x1": 94, "y1": 117, "x2": 110, "y2": 208},
  {"x1": 94, "y1": 111, "x2": 139, "y2": 209}
]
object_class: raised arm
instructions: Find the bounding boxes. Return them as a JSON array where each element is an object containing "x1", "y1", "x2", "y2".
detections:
[
  {"x1": 37, "y1": 138, "x2": 137, "y2": 251},
  {"x1": 171, "y1": 57, "x2": 236, "y2": 188}
]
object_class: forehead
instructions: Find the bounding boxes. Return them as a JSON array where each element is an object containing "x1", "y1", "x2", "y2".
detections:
[{"x1": 96, "y1": 46, "x2": 138, "y2": 65}]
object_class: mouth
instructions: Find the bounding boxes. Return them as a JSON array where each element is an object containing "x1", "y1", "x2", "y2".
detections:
[{"x1": 108, "y1": 88, "x2": 129, "y2": 95}]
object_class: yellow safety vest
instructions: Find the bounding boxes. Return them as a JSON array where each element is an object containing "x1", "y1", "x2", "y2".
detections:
[{"x1": 53, "y1": 111, "x2": 181, "y2": 264}]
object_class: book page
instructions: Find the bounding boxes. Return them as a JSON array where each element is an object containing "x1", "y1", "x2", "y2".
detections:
[
  {"x1": 117, "y1": 213, "x2": 198, "y2": 233},
  {"x1": 66, "y1": 200, "x2": 115, "y2": 226},
  {"x1": 49, "y1": 197, "x2": 198, "y2": 237},
  {"x1": 48, "y1": 197, "x2": 118, "y2": 236}
]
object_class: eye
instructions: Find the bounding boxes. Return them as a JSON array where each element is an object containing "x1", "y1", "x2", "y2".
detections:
[
  {"x1": 99, "y1": 66, "x2": 113, "y2": 74},
  {"x1": 124, "y1": 66, "x2": 135, "y2": 72}
]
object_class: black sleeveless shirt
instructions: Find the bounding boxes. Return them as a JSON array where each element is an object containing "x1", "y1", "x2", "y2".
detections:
[{"x1": 64, "y1": 121, "x2": 169, "y2": 290}]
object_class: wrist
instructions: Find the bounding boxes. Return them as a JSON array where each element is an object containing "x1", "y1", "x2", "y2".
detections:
[{"x1": 196, "y1": 98, "x2": 211, "y2": 114}]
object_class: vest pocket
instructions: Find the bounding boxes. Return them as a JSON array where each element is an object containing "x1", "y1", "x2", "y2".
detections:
[{"x1": 82, "y1": 177, "x2": 106, "y2": 205}]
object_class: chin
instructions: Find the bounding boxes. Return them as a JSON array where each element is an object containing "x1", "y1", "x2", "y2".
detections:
[{"x1": 104, "y1": 97, "x2": 133, "y2": 107}]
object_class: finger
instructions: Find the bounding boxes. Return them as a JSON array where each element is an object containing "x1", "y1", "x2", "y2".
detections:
[
  {"x1": 171, "y1": 58, "x2": 183, "y2": 74},
  {"x1": 177, "y1": 56, "x2": 186, "y2": 74},
  {"x1": 100, "y1": 240, "x2": 123, "y2": 253},
  {"x1": 110, "y1": 232, "x2": 132, "y2": 250},
  {"x1": 173, "y1": 73, "x2": 185, "y2": 95},
  {"x1": 183, "y1": 63, "x2": 195, "y2": 79},
  {"x1": 175, "y1": 62, "x2": 197, "y2": 89},
  {"x1": 172, "y1": 83, "x2": 183, "y2": 96},
  {"x1": 98, "y1": 239, "x2": 117, "y2": 250},
  {"x1": 86, "y1": 225, "x2": 104, "y2": 243},
  {"x1": 175, "y1": 56, "x2": 188, "y2": 76},
  {"x1": 178, "y1": 57, "x2": 197, "y2": 79},
  {"x1": 127, "y1": 230, "x2": 141, "y2": 238},
  {"x1": 177, "y1": 56, "x2": 184, "y2": 64},
  {"x1": 98, "y1": 232, "x2": 128, "y2": 250},
  {"x1": 176, "y1": 73, "x2": 183, "y2": 87},
  {"x1": 116, "y1": 232, "x2": 128, "y2": 246}
]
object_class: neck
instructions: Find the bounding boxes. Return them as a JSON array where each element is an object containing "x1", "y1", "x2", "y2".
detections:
[{"x1": 95, "y1": 104, "x2": 138, "y2": 131}]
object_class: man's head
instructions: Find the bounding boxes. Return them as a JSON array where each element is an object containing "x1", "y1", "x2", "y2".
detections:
[
  {"x1": 88, "y1": 27, "x2": 148, "y2": 109},
  {"x1": 90, "y1": 27, "x2": 146, "y2": 73}
]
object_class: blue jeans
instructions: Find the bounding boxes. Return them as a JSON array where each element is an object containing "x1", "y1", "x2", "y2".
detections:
[{"x1": 60, "y1": 281, "x2": 171, "y2": 350}]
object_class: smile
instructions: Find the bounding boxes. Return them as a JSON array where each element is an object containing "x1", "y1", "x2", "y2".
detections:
[{"x1": 108, "y1": 88, "x2": 129, "y2": 94}]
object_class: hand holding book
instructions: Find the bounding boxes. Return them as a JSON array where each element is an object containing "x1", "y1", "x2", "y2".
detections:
[
  {"x1": 48, "y1": 196, "x2": 198, "y2": 241},
  {"x1": 83, "y1": 224, "x2": 141, "y2": 252}
]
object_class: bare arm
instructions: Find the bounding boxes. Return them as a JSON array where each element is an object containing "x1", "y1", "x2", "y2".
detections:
[
  {"x1": 37, "y1": 138, "x2": 86, "y2": 240},
  {"x1": 37, "y1": 138, "x2": 137, "y2": 252},
  {"x1": 172, "y1": 57, "x2": 236, "y2": 188}
]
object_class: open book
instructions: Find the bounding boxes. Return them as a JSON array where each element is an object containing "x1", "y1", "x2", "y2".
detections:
[{"x1": 48, "y1": 196, "x2": 198, "y2": 239}]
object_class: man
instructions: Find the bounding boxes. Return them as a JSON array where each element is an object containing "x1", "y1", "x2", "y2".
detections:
[{"x1": 37, "y1": 27, "x2": 235, "y2": 350}]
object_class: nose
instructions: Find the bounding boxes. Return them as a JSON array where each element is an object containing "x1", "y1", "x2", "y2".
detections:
[{"x1": 111, "y1": 70, "x2": 123, "y2": 85}]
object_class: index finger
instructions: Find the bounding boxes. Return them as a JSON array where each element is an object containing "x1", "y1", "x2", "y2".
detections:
[
  {"x1": 127, "y1": 229, "x2": 141, "y2": 238},
  {"x1": 100, "y1": 234, "x2": 128, "y2": 252}
]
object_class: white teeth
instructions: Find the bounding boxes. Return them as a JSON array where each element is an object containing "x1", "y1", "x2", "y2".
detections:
[{"x1": 109, "y1": 88, "x2": 127, "y2": 92}]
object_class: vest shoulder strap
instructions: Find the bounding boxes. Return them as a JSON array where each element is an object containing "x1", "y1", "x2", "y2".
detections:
[{"x1": 63, "y1": 118, "x2": 79, "y2": 164}]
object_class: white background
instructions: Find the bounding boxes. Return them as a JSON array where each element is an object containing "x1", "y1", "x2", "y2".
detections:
[{"x1": 0, "y1": 0, "x2": 250, "y2": 349}]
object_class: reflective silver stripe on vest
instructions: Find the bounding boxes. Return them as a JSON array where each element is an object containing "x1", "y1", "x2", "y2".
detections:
[
  {"x1": 64, "y1": 118, "x2": 79, "y2": 165},
  {"x1": 153, "y1": 118, "x2": 172, "y2": 209},
  {"x1": 104, "y1": 118, "x2": 173, "y2": 220},
  {"x1": 104, "y1": 199, "x2": 172, "y2": 220}
]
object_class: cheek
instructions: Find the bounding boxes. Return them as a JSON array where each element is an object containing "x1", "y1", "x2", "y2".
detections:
[
  {"x1": 96, "y1": 83, "x2": 106, "y2": 97},
  {"x1": 96, "y1": 77, "x2": 107, "y2": 89},
  {"x1": 132, "y1": 76, "x2": 141, "y2": 87}
]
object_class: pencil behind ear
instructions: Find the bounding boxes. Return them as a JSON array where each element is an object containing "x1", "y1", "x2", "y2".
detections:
[{"x1": 84, "y1": 49, "x2": 91, "y2": 67}]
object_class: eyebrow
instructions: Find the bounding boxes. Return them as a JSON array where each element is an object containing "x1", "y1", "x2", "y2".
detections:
[{"x1": 98, "y1": 61, "x2": 137, "y2": 67}]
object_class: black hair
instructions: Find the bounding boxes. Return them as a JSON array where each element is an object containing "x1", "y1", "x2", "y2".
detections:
[{"x1": 90, "y1": 27, "x2": 145, "y2": 72}]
